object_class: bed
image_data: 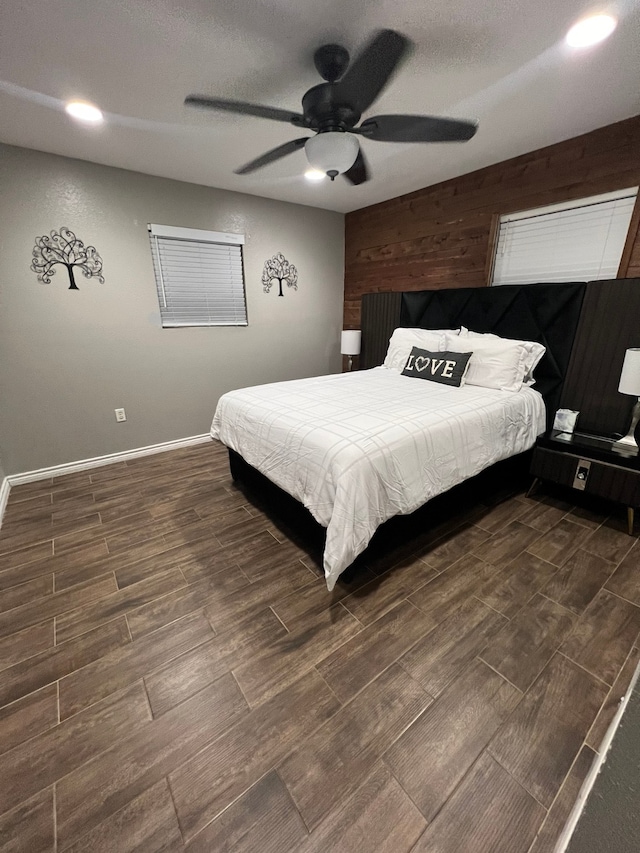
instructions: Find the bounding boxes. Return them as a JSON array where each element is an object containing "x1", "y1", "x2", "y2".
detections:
[
  {"x1": 210, "y1": 278, "x2": 640, "y2": 590},
  {"x1": 211, "y1": 364, "x2": 545, "y2": 590}
]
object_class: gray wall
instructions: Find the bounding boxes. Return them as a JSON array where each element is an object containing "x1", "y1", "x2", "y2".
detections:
[{"x1": 0, "y1": 144, "x2": 344, "y2": 475}]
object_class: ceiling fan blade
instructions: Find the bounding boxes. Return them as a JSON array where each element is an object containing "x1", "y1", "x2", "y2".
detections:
[
  {"x1": 334, "y1": 30, "x2": 411, "y2": 115},
  {"x1": 356, "y1": 114, "x2": 478, "y2": 143},
  {"x1": 185, "y1": 96, "x2": 308, "y2": 127},
  {"x1": 343, "y1": 147, "x2": 369, "y2": 185},
  {"x1": 234, "y1": 137, "x2": 309, "y2": 175}
]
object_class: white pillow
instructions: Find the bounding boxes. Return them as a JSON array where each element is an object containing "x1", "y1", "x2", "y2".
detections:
[
  {"x1": 459, "y1": 329, "x2": 545, "y2": 386},
  {"x1": 383, "y1": 328, "x2": 448, "y2": 372},
  {"x1": 444, "y1": 333, "x2": 529, "y2": 392}
]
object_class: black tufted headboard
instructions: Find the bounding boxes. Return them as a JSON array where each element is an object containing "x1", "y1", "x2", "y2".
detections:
[{"x1": 361, "y1": 282, "x2": 587, "y2": 429}]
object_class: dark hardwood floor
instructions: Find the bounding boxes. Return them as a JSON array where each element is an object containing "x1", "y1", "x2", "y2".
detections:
[{"x1": 0, "y1": 440, "x2": 639, "y2": 852}]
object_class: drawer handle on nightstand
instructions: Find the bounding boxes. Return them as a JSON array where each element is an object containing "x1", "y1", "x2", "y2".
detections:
[{"x1": 573, "y1": 459, "x2": 591, "y2": 491}]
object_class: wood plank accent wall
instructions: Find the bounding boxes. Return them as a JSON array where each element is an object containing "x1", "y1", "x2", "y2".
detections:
[
  {"x1": 560, "y1": 278, "x2": 640, "y2": 437},
  {"x1": 344, "y1": 115, "x2": 640, "y2": 329}
]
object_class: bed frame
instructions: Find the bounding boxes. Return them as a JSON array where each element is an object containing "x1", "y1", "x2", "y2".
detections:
[{"x1": 227, "y1": 277, "x2": 640, "y2": 576}]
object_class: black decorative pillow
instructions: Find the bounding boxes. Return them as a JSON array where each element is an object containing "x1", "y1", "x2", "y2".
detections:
[{"x1": 401, "y1": 347, "x2": 472, "y2": 387}]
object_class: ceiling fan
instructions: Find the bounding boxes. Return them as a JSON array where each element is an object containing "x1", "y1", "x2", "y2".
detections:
[{"x1": 185, "y1": 29, "x2": 478, "y2": 185}]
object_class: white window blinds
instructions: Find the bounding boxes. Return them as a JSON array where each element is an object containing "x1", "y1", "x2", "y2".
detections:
[
  {"x1": 491, "y1": 187, "x2": 638, "y2": 286},
  {"x1": 148, "y1": 223, "x2": 247, "y2": 327}
]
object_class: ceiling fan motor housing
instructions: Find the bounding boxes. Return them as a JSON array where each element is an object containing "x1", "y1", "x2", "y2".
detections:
[{"x1": 302, "y1": 83, "x2": 361, "y2": 132}]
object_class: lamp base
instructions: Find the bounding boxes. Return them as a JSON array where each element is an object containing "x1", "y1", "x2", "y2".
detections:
[{"x1": 613, "y1": 397, "x2": 640, "y2": 451}]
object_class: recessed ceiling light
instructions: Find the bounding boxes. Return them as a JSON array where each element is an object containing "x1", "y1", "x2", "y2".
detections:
[
  {"x1": 304, "y1": 169, "x2": 326, "y2": 182},
  {"x1": 65, "y1": 101, "x2": 104, "y2": 124},
  {"x1": 566, "y1": 14, "x2": 617, "y2": 48}
]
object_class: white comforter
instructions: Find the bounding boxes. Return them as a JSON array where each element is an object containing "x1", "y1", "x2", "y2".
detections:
[{"x1": 210, "y1": 368, "x2": 545, "y2": 590}]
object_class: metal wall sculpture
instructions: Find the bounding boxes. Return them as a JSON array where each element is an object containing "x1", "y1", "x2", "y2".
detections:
[
  {"x1": 31, "y1": 227, "x2": 105, "y2": 290},
  {"x1": 262, "y1": 252, "x2": 298, "y2": 297}
]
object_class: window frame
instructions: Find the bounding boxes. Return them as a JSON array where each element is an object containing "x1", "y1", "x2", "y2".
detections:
[
  {"x1": 488, "y1": 187, "x2": 639, "y2": 287},
  {"x1": 148, "y1": 223, "x2": 248, "y2": 328}
]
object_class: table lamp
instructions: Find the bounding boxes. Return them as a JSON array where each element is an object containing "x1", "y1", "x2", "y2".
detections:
[
  {"x1": 341, "y1": 330, "x2": 361, "y2": 371},
  {"x1": 613, "y1": 348, "x2": 640, "y2": 450}
]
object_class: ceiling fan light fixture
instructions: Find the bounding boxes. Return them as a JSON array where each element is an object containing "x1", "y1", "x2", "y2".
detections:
[
  {"x1": 304, "y1": 169, "x2": 326, "y2": 182},
  {"x1": 305, "y1": 132, "x2": 359, "y2": 180},
  {"x1": 566, "y1": 14, "x2": 617, "y2": 48}
]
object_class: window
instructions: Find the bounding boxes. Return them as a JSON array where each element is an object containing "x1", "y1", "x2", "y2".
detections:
[
  {"x1": 491, "y1": 187, "x2": 638, "y2": 286},
  {"x1": 148, "y1": 223, "x2": 247, "y2": 327}
]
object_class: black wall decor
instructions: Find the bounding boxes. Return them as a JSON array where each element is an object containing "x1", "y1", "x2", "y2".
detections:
[
  {"x1": 31, "y1": 227, "x2": 105, "y2": 290},
  {"x1": 262, "y1": 252, "x2": 298, "y2": 297}
]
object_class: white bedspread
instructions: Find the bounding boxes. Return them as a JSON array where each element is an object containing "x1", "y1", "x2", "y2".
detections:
[{"x1": 210, "y1": 368, "x2": 545, "y2": 591}]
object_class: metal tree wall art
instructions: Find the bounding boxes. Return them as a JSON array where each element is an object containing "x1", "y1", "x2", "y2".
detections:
[
  {"x1": 262, "y1": 252, "x2": 298, "y2": 297},
  {"x1": 31, "y1": 227, "x2": 105, "y2": 290}
]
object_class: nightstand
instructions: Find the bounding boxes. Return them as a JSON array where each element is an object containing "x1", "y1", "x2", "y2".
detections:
[{"x1": 529, "y1": 431, "x2": 640, "y2": 534}]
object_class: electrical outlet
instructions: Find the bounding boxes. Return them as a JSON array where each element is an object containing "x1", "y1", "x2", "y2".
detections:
[{"x1": 114, "y1": 408, "x2": 126, "y2": 422}]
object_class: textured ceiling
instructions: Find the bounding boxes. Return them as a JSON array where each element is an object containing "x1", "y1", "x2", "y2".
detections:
[{"x1": 1, "y1": 0, "x2": 639, "y2": 213}]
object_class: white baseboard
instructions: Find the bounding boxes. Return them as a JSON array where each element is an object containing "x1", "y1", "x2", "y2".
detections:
[
  {"x1": 555, "y1": 656, "x2": 640, "y2": 853},
  {"x1": 6, "y1": 433, "x2": 212, "y2": 487},
  {"x1": 0, "y1": 477, "x2": 10, "y2": 530}
]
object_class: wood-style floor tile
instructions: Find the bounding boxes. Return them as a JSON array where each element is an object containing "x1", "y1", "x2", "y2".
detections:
[
  {"x1": 0, "y1": 617, "x2": 130, "y2": 709},
  {"x1": 384, "y1": 658, "x2": 519, "y2": 820},
  {"x1": 0, "y1": 787, "x2": 54, "y2": 853},
  {"x1": 62, "y1": 779, "x2": 183, "y2": 853},
  {"x1": 398, "y1": 597, "x2": 507, "y2": 697},
  {"x1": 581, "y1": 517, "x2": 636, "y2": 564},
  {"x1": 278, "y1": 665, "x2": 429, "y2": 830},
  {"x1": 604, "y1": 540, "x2": 640, "y2": 605},
  {"x1": 58, "y1": 611, "x2": 214, "y2": 719},
  {"x1": 124, "y1": 579, "x2": 219, "y2": 640},
  {"x1": 0, "y1": 574, "x2": 117, "y2": 640},
  {"x1": 297, "y1": 764, "x2": 426, "y2": 853},
  {"x1": 0, "y1": 540, "x2": 53, "y2": 571},
  {"x1": 144, "y1": 609, "x2": 286, "y2": 716},
  {"x1": 475, "y1": 551, "x2": 559, "y2": 618},
  {"x1": 410, "y1": 753, "x2": 545, "y2": 853},
  {"x1": 316, "y1": 600, "x2": 436, "y2": 703},
  {"x1": 561, "y1": 589, "x2": 640, "y2": 685},
  {"x1": 471, "y1": 521, "x2": 542, "y2": 569},
  {"x1": 0, "y1": 684, "x2": 58, "y2": 756},
  {"x1": 474, "y1": 496, "x2": 527, "y2": 533},
  {"x1": 232, "y1": 603, "x2": 362, "y2": 707},
  {"x1": 169, "y1": 670, "x2": 340, "y2": 842},
  {"x1": 56, "y1": 676, "x2": 247, "y2": 850},
  {"x1": 269, "y1": 573, "x2": 361, "y2": 626},
  {"x1": 517, "y1": 494, "x2": 572, "y2": 533},
  {"x1": 480, "y1": 594, "x2": 575, "y2": 692},
  {"x1": 529, "y1": 745, "x2": 596, "y2": 853},
  {"x1": 408, "y1": 553, "x2": 494, "y2": 625},
  {"x1": 0, "y1": 681, "x2": 150, "y2": 816},
  {"x1": 340, "y1": 555, "x2": 436, "y2": 626},
  {"x1": 526, "y1": 518, "x2": 593, "y2": 568},
  {"x1": 542, "y1": 549, "x2": 616, "y2": 614},
  {"x1": 55, "y1": 567, "x2": 186, "y2": 643},
  {"x1": 488, "y1": 654, "x2": 607, "y2": 807},
  {"x1": 0, "y1": 620, "x2": 54, "y2": 672},
  {"x1": 203, "y1": 572, "x2": 321, "y2": 635},
  {"x1": 184, "y1": 771, "x2": 308, "y2": 853},
  {"x1": 0, "y1": 540, "x2": 108, "y2": 593},
  {"x1": 235, "y1": 540, "x2": 315, "y2": 590},
  {"x1": 421, "y1": 524, "x2": 490, "y2": 572}
]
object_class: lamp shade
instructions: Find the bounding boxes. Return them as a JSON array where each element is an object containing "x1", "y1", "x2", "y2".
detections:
[
  {"x1": 305, "y1": 133, "x2": 359, "y2": 178},
  {"x1": 619, "y1": 348, "x2": 640, "y2": 395},
  {"x1": 341, "y1": 329, "x2": 361, "y2": 356}
]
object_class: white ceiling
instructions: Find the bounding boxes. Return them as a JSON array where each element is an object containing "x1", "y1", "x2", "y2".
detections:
[{"x1": 1, "y1": 0, "x2": 639, "y2": 214}]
